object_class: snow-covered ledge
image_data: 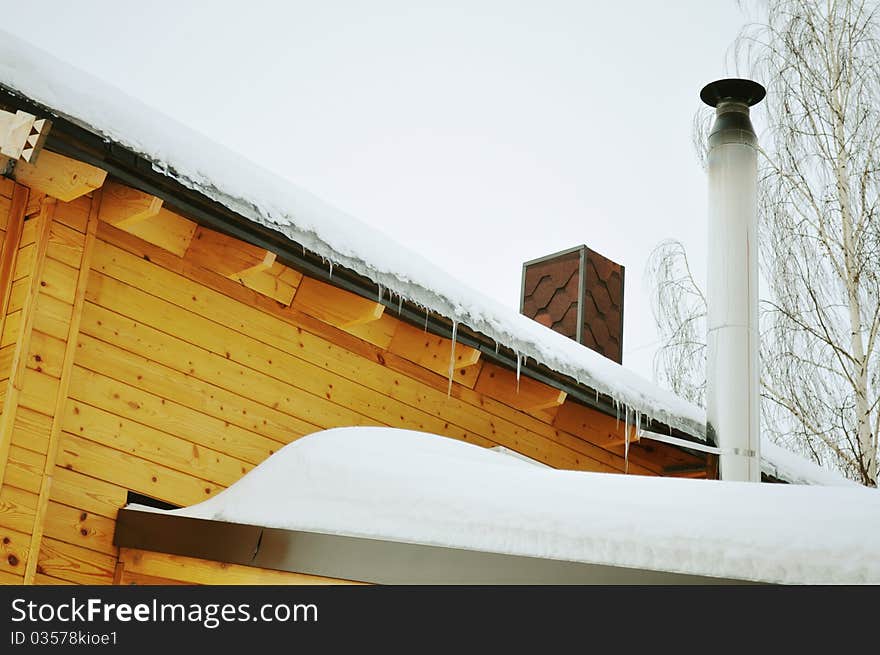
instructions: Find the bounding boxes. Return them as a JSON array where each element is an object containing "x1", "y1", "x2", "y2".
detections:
[{"x1": 119, "y1": 428, "x2": 880, "y2": 584}]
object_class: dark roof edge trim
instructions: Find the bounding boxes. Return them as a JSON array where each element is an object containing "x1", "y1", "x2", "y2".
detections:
[{"x1": 113, "y1": 509, "x2": 747, "y2": 584}]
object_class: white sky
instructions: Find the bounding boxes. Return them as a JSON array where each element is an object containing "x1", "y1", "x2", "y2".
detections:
[{"x1": 1, "y1": 0, "x2": 751, "y2": 380}]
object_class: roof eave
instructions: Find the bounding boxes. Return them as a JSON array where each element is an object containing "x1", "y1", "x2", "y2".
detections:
[{"x1": 0, "y1": 83, "x2": 707, "y2": 446}]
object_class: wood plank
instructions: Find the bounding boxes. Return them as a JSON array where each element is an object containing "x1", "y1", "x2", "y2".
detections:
[
  {"x1": 554, "y1": 400, "x2": 639, "y2": 450},
  {"x1": 19, "y1": 368, "x2": 60, "y2": 416},
  {"x1": 53, "y1": 196, "x2": 91, "y2": 233},
  {"x1": 123, "y1": 207, "x2": 197, "y2": 257},
  {"x1": 234, "y1": 261, "x2": 301, "y2": 305},
  {"x1": 7, "y1": 277, "x2": 28, "y2": 313},
  {"x1": 292, "y1": 276, "x2": 385, "y2": 328},
  {"x1": 76, "y1": 309, "x2": 319, "y2": 442},
  {"x1": 119, "y1": 548, "x2": 362, "y2": 585},
  {"x1": 11, "y1": 407, "x2": 53, "y2": 455},
  {"x1": 25, "y1": 194, "x2": 99, "y2": 582},
  {"x1": 0, "y1": 198, "x2": 51, "y2": 492},
  {"x1": 56, "y1": 432, "x2": 222, "y2": 507},
  {"x1": 187, "y1": 225, "x2": 275, "y2": 279},
  {"x1": 69, "y1": 365, "x2": 284, "y2": 466},
  {"x1": 4, "y1": 445, "x2": 45, "y2": 494},
  {"x1": 50, "y1": 467, "x2": 127, "y2": 520},
  {"x1": 0, "y1": 484, "x2": 37, "y2": 534},
  {"x1": 36, "y1": 536, "x2": 115, "y2": 585},
  {"x1": 0, "y1": 524, "x2": 30, "y2": 576},
  {"x1": 342, "y1": 312, "x2": 398, "y2": 349},
  {"x1": 13, "y1": 150, "x2": 107, "y2": 202},
  {"x1": 24, "y1": 330, "x2": 66, "y2": 379},
  {"x1": 37, "y1": 257, "x2": 77, "y2": 305},
  {"x1": 0, "y1": 569, "x2": 24, "y2": 584},
  {"x1": 475, "y1": 362, "x2": 567, "y2": 412},
  {"x1": 0, "y1": 177, "x2": 14, "y2": 199},
  {"x1": 2, "y1": 203, "x2": 56, "y2": 394},
  {"x1": 98, "y1": 180, "x2": 162, "y2": 228},
  {"x1": 78, "y1": 304, "x2": 359, "y2": 439},
  {"x1": 388, "y1": 321, "x2": 481, "y2": 374},
  {"x1": 46, "y1": 220, "x2": 85, "y2": 268},
  {"x1": 120, "y1": 569, "x2": 193, "y2": 585},
  {"x1": 33, "y1": 572, "x2": 75, "y2": 585},
  {"x1": 84, "y1": 265, "x2": 454, "y2": 438},
  {"x1": 84, "y1": 273, "x2": 489, "y2": 444},
  {"x1": 12, "y1": 242, "x2": 34, "y2": 281},
  {"x1": 32, "y1": 294, "x2": 74, "y2": 342},
  {"x1": 62, "y1": 399, "x2": 252, "y2": 488},
  {"x1": 42, "y1": 501, "x2": 117, "y2": 556},
  {"x1": 0, "y1": 343, "x2": 12, "y2": 379},
  {"x1": 25, "y1": 192, "x2": 46, "y2": 219},
  {"x1": 20, "y1": 215, "x2": 38, "y2": 247},
  {"x1": 25, "y1": 188, "x2": 175, "y2": 580},
  {"x1": 0, "y1": 310, "x2": 20, "y2": 347}
]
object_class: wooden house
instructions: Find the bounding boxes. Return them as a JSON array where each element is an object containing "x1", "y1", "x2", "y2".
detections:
[{"x1": 0, "y1": 34, "x2": 854, "y2": 585}]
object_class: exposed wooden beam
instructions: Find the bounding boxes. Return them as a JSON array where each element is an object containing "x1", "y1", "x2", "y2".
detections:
[
  {"x1": 11, "y1": 150, "x2": 106, "y2": 201},
  {"x1": 553, "y1": 400, "x2": 638, "y2": 449},
  {"x1": 186, "y1": 225, "x2": 275, "y2": 279},
  {"x1": 0, "y1": 109, "x2": 51, "y2": 163},
  {"x1": 559, "y1": 402, "x2": 616, "y2": 447},
  {"x1": 234, "y1": 261, "x2": 302, "y2": 306},
  {"x1": 475, "y1": 362, "x2": 566, "y2": 412},
  {"x1": 292, "y1": 276, "x2": 385, "y2": 328},
  {"x1": 98, "y1": 180, "x2": 163, "y2": 227},
  {"x1": 123, "y1": 207, "x2": 197, "y2": 257},
  {"x1": 388, "y1": 321, "x2": 480, "y2": 376}
]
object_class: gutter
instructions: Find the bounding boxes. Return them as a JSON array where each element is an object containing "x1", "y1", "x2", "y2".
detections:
[{"x1": 0, "y1": 84, "x2": 706, "y2": 447}]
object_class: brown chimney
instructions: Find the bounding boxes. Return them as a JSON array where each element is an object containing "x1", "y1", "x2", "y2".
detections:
[{"x1": 520, "y1": 246, "x2": 625, "y2": 363}]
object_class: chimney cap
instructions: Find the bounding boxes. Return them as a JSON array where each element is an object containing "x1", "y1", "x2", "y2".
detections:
[{"x1": 700, "y1": 78, "x2": 766, "y2": 107}]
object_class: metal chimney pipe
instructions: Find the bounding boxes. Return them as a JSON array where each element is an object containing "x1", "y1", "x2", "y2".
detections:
[{"x1": 700, "y1": 78, "x2": 766, "y2": 482}]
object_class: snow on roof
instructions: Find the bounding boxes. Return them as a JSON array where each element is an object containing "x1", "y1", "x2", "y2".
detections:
[
  {"x1": 760, "y1": 440, "x2": 858, "y2": 487},
  {"x1": 0, "y1": 30, "x2": 703, "y2": 437},
  {"x1": 133, "y1": 427, "x2": 880, "y2": 584},
  {"x1": 0, "y1": 32, "x2": 854, "y2": 487}
]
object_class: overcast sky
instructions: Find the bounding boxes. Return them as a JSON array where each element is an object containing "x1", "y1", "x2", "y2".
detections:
[{"x1": 2, "y1": 0, "x2": 754, "y2": 380}]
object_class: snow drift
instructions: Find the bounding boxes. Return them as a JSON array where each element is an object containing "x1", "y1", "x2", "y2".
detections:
[{"x1": 132, "y1": 428, "x2": 880, "y2": 584}]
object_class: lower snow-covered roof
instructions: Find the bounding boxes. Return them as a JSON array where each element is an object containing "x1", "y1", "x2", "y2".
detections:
[
  {"x1": 0, "y1": 31, "x2": 856, "y2": 487},
  {"x1": 130, "y1": 428, "x2": 880, "y2": 584}
]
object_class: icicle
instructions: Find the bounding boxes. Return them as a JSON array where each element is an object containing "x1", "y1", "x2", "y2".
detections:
[
  {"x1": 494, "y1": 340, "x2": 500, "y2": 354},
  {"x1": 424, "y1": 311, "x2": 429, "y2": 332},
  {"x1": 377, "y1": 284, "x2": 384, "y2": 302},
  {"x1": 515, "y1": 352, "x2": 522, "y2": 394},
  {"x1": 398, "y1": 296, "x2": 403, "y2": 315},
  {"x1": 447, "y1": 321, "x2": 458, "y2": 397},
  {"x1": 624, "y1": 407, "x2": 630, "y2": 474},
  {"x1": 328, "y1": 261, "x2": 333, "y2": 279},
  {"x1": 615, "y1": 399, "x2": 620, "y2": 429}
]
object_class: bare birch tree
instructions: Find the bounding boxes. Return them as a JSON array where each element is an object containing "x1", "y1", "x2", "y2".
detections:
[{"x1": 649, "y1": 0, "x2": 880, "y2": 486}]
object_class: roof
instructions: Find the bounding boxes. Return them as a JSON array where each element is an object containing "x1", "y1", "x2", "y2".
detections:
[
  {"x1": 0, "y1": 30, "x2": 856, "y2": 488},
  {"x1": 129, "y1": 427, "x2": 880, "y2": 584}
]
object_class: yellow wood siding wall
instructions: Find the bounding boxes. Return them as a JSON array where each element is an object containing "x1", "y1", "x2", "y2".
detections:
[
  {"x1": 0, "y1": 187, "x2": 99, "y2": 584},
  {"x1": 0, "y1": 176, "x2": 702, "y2": 585}
]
